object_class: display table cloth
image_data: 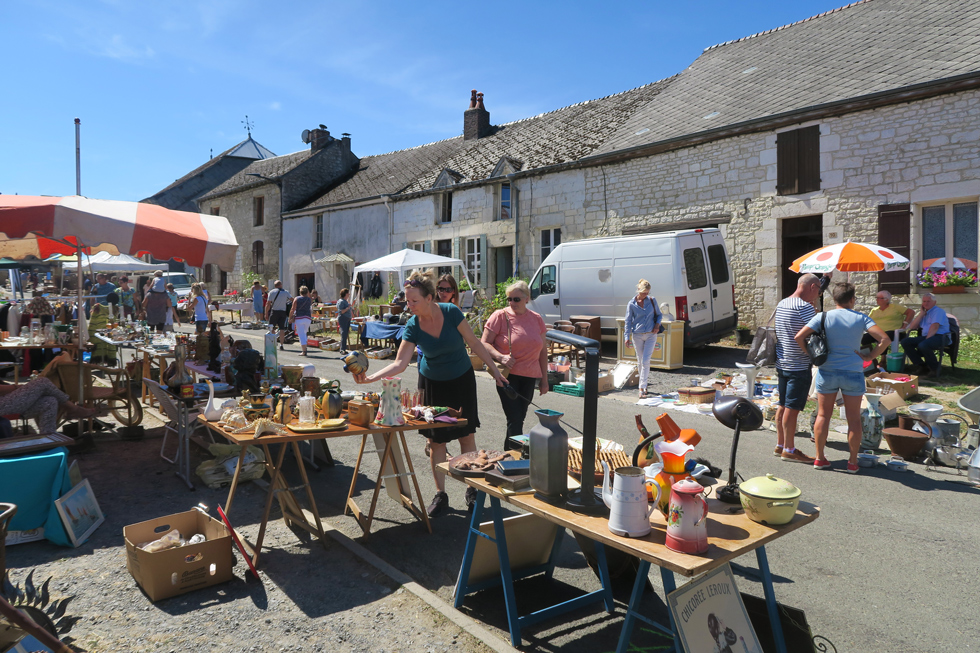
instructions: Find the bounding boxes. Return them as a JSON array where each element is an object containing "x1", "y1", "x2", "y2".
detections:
[
  {"x1": 0, "y1": 447, "x2": 72, "y2": 546},
  {"x1": 358, "y1": 321, "x2": 406, "y2": 347}
]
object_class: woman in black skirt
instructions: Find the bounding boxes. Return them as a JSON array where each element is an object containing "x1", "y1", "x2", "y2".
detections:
[{"x1": 353, "y1": 269, "x2": 506, "y2": 517}]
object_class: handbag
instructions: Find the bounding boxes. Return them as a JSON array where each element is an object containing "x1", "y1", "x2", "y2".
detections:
[
  {"x1": 806, "y1": 312, "x2": 829, "y2": 366},
  {"x1": 496, "y1": 312, "x2": 512, "y2": 378},
  {"x1": 746, "y1": 310, "x2": 777, "y2": 367}
]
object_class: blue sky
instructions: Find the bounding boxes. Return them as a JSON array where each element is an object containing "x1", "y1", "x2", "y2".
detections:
[{"x1": 2, "y1": 0, "x2": 846, "y2": 203}]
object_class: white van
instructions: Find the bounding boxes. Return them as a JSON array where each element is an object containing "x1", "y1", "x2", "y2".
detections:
[{"x1": 526, "y1": 229, "x2": 737, "y2": 347}]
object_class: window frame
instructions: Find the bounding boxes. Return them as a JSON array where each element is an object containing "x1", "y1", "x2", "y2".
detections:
[
  {"x1": 498, "y1": 182, "x2": 511, "y2": 221},
  {"x1": 541, "y1": 227, "x2": 561, "y2": 262},
  {"x1": 465, "y1": 236, "x2": 482, "y2": 286},
  {"x1": 253, "y1": 196, "x2": 265, "y2": 227},
  {"x1": 917, "y1": 199, "x2": 979, "y2": 274},
  {"x1": 439, "y1": 192, "x2": 453, "y2": 224},
  {"x1": 314, "y1": 214, "x2": 323, "y2": 250},
  {"x1": 251, "y1": 240, "x2": 265, "y2": 275}
]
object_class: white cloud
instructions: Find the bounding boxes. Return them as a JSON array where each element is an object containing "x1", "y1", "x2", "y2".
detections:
[
  {"x1": 99, "y1": 34, "x2": 155, "y2": 61},
  {"x1": 269, "y1": 101, "x2": 281, "y2": 110}
]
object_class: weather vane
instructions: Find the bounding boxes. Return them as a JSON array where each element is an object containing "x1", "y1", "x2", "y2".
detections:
[{"x1": 242, "y1": 115, "x2": 254, "y2": 137}]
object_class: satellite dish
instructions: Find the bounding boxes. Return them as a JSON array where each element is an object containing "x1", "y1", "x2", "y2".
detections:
[{"x1": 301, "y1": 129, "x2": 311, "y2": 144}]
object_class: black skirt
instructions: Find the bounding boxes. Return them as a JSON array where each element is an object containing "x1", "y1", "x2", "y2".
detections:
[{"x1": 419, "y1": 366, "x2": 480, "y2": 443}]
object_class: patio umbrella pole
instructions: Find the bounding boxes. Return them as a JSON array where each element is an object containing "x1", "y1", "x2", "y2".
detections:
[{"x1": 77, "y1": 240, "x2": 85, "y2": 436}]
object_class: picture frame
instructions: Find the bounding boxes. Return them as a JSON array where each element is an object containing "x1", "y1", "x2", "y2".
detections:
[
  {"x1": 68, "y1": 460, "x2": 82, "y2": 487},
  {"x1": 0, "y1": 433, "x2": 73, "y2": 458},
  {"x1": 667, "y1": 563, "x2": 763, "y2": 653},
  {"x1": 54, "y1": 479, "x2": 104, "y2": 547}
]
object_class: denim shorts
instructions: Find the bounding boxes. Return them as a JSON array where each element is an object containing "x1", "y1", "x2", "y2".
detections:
[
  {"x1": 815, "y1": 368, "x2": 866, "y2": 397},
  {"x1": 777, "y1": 368, "x2": 812, "y2": 411}
]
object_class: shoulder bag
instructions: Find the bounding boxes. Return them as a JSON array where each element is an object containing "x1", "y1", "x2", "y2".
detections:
[
  {"x1": 746, "y1": 309, "x2": 777, "y2": 367},
  {"x1": 805, "y1": 312, "x2": 829, "y2": 366},
  {"x1": 495, "y1": 312, "x2": 512, "y2": 378}
]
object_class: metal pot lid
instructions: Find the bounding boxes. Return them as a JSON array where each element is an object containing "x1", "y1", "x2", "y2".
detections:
[{"x1": 739, "y1": 473, "x2": 801, "y2": 500}]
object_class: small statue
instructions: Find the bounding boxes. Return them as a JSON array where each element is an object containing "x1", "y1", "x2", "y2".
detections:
[{"x1": 207, "y1": 322, "x2": 222, "y2": 373}]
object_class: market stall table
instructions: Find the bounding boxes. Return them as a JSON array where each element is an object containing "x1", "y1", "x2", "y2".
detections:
[
  {"x1": 137, "y1": 345, "x2": 175, "y2": 408},
  {"x1": 197, "y1": 413, "x2": 467, "y2": 566},
  {"x1": 444, "y1": 467, "x2": 820, "y2": 652},
  {"x1": 0, "y1": 341, "x2": 80, "y2": 383},
  {"x1": 211, "y1": 301, "x2": 253, "y2": 323}
]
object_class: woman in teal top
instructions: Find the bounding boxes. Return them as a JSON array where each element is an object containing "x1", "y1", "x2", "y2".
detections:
[{"x1": 354, "y1": 269, "x2": 506, "y2": 517}]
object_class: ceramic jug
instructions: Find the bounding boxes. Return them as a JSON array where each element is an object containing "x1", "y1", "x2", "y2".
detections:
[
  {"x1": 860, "y1": 393, "x2": 884, "y2": 450},
  {"x1": 601, "y1": 462, "x2": 661, "y2": 538},
  {"x1": 665, "y1": 478, "x2": 709, "y2": 554},
  {"x1": 202, "y1": 380, "x2": 224, "y2": 422},
  {"x1": 652, "y1": 439, "x2": 695, "y2": 516},
  {"x1": 375, "y1": 377, "x2": 405, "y2": 426}
]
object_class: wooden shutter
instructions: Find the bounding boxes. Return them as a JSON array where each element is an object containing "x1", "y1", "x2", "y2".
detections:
[
  {"x1": 878, "y1": 203, "x2": 911, "y2": 295},
  {"x1": 423, "y1": 241, "x2": 431, "y2": 254},
  {"x1": 797, "y1": 125, "x2": 821, "y2": 193},
  {"x1": 479, "y1": 234, "x2": 487, "y2": 288},
  {"x1": 776, "y1": 130, "x2": 799, "y2": 195}
]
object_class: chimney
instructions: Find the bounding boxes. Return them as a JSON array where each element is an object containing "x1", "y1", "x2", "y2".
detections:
[
  {"x1": 464, "y1": 90, "x2": 491, "y2": 141},
  {"x1": 310, "y1": 125, "x2": 333, "y2": 151},
  {"x1": 341, "y1": 133, "x2": 351, "y2": 153}
]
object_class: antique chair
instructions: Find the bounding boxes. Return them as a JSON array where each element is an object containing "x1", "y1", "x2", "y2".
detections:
[{"x1": 56, "y1": 362, "x2": 143, "y2": 428}]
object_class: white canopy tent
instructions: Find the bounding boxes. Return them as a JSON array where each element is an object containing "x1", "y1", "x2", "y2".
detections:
[
  {"x1": 350, "y1": 249, "x2": 474, "y2": 293},
  {"x1": 60, "y1": 250, "x2": 167, "y2": 272}
]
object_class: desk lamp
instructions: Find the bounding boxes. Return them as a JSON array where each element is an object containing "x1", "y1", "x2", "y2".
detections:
[{"x1": 712, "y1": 395, "x2": 764, "y2": 504}]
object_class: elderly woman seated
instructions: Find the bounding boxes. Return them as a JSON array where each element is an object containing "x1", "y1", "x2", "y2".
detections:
[
  {"x1": 0, "y1": 374, "x2": 98, "y2": 436},
  {"x1": 862, "y1": 290, "x2": 914, "y2": 369}
]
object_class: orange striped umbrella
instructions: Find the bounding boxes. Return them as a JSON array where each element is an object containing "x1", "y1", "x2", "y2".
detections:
[{"x1": 790, "y1": 241, "x2": 909, "y2": 274}]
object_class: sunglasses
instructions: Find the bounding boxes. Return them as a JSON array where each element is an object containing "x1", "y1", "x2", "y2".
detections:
[
  {"x1": 506, "y1": 297, "x2": 524, "y2": 303},
  {"x1": 437, "y1": 286, "x2": 454, "y2": 293},
  {"x1": 404, "y1": 279, "x2": 422, "y2": 288}
]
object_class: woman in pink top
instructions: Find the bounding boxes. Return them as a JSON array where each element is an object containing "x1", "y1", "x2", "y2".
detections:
[{"x1": 481, "y1": 280, "x2": 549, "y2": 449}]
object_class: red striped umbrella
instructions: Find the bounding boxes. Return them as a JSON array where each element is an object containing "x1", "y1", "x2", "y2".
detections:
[{"x1": 0, "y1": 195, "x2": 238, "y2": 270}]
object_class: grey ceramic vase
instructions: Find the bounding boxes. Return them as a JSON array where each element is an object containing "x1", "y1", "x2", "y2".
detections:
[{"x1": 529, "y1": 409, "x2": 568, "y2": 500}]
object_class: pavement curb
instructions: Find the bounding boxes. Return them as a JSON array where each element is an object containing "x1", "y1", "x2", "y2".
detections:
[{"x1": 308, "y1": 510, "x2": 519, "y2": 653}]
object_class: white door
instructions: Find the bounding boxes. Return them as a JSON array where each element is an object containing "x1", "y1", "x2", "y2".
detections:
[{"x1": 678, "y1": 235, "x2": 713, "y2": 341}]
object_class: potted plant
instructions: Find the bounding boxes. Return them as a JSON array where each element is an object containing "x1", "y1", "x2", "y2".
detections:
[
  {"x1": 735, "y1": 323, "x2": 753, "y2": 345},
  {"x1": 916, "y1": 269, "x2": 978, "y2": 294}
]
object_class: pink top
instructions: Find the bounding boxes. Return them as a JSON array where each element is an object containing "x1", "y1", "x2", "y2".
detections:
[{"x1": 484, "y1": 308, "x2": 547, "y2": 378}]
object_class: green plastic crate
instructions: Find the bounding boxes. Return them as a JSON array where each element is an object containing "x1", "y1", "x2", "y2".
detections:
[{"x1": 552, "y1": 383, "x2": 585, "y2": 397}]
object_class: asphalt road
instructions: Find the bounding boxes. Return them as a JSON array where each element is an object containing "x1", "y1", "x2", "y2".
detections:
[{"x1": 184, "y1": 323, "x2": 980, "y2": 652}]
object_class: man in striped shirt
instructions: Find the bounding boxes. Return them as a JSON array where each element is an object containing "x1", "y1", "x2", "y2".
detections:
[{"x1": 774, "y1": 273, "x2": 821, "y2": 463}]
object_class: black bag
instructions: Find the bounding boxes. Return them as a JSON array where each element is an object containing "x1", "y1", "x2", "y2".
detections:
[
  {"x1": 746, "y1": 309, "x2": 777, "y2": 367},
  {"x1": 806, "y1": 312, "x2": 829, "y2": 366}
]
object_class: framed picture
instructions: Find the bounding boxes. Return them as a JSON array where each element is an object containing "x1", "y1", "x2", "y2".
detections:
[
  {"x1": 667, "y1": 563, "x2": 763, "y2": 653},
  {"x1": 68, "y1": 460, "x2": 82, "y2": 487},
  {"x1": 54, "y1": 479, "x2": 104, "y2": 547},
  {"x1": 0, "y1": 433, "x2": 73, "y2": 458}
]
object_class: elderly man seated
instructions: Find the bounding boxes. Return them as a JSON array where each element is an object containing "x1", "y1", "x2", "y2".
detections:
[{"x1": 900, "y1": 293, "x2": 951, "y2": 378}]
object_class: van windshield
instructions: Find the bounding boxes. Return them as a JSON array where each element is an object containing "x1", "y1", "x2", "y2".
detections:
[{"x1": 166, "y1": 275, "x2": 194, "y2": 287}]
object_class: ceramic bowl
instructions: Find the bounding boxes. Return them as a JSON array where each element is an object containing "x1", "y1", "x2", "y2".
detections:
[{"x1": 738, "y1": 473, "x2": 801, "y2": 525}]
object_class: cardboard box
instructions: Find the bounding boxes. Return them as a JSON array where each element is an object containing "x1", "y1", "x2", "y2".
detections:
[
  {"x1": 874, "y1": 392, "x2": 906, "y2": 421},
  {"x1": 124, "y1": 510, "x2": 233, "y2": 602},
  {"x1": 596, "y1": 372, "x2": 615, "y2": 393},
  {"x1": 866, "y1": 372, "x2": 919, "y2": 400}
]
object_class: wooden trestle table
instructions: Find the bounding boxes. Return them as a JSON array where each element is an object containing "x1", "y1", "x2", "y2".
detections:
[
  {"x1": 444, "y1": 466, "x2": 820, "y2": 652},
  {"x1": 198, "y1": 413, "x2": 467, "y2": 566}
]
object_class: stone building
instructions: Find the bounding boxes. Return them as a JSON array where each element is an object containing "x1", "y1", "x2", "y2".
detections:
[
  {"x1": 193, "y1": 128, "x2": 359, "y2": 296},
  {"x1": 280, "y1": 0, "x2": 980, "y2": 332}
]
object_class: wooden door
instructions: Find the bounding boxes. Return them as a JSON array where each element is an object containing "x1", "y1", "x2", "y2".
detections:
[{"x1": 781, "y1": 215, "x2": 823, "y2": 296}]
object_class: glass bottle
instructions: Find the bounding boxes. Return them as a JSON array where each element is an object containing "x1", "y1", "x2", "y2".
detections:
[{"x1": 298, "y1": 392, "x2": 316, "y2": 424}]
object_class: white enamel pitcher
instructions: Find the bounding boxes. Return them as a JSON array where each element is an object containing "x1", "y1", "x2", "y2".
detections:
[{"x1": 601, "y1": 462, "x2": 661, "y2": 538}]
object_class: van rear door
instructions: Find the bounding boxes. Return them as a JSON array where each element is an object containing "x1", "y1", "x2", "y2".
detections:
[
  {"x1": 529, "y1": 263, "x2": 560, "y2": 324},
  {"x1": 703, "y1": 231, "x2": 736, "y2": 332},
  {"x1": 678, "y1": 235, "x2": 714, "y2": 343}
]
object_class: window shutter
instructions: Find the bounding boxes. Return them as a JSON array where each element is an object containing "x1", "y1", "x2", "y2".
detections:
[
  {"x1": 776, "y1": 130, "x2": 799, "y2": 196},
  {"x1": 454, "y1": 237, "x2": 462, "y2": 282},
  {"x1": 479, "y1": 234, "x2": 487, "y2": 288},
  {"x1": 878, "y1": 203, "x2": 911, "y2": 295},
  {"x1": 797, "y1": 125, "x2": 821, "y2": 193},
  {"x1": 423, "y1": 241, "x2": 431, "y2": 253}
]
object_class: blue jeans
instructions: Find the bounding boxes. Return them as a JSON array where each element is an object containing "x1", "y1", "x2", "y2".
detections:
[
  {"x1": 815, "y1": 368, "x2": 866, "y2": 397},
  {"x1": 901, "y1": 333, "x2": 947, "y2": 370},
  {"x1": 777, "y1": 368, "x2": 812, "y2": 411}
]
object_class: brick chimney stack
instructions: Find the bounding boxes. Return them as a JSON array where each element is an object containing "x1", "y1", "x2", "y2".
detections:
[
  {"x1": 464, "y1": 90, "x2": 491, "y2": 141},
  {"x1": 310, "y1": 125, "x2": 333, "y2": 151}
]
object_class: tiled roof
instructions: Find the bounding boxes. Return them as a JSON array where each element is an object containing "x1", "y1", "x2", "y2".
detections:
[
  {"x1": 298, "y1": 79, "x2": 672, "y2": 210},
  {"x1": 200, "y1": 150, "x2": 313, "y2": 200},
  {"x1": 145, "y1": 137, "x2": 275, "y2": 200},
  {"x1": 594, "y1": 0, "x2": 980, "y2": 154}
]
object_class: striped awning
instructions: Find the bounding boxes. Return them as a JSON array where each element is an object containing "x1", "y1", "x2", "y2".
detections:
[{"x1": 313, "y1": 253, "x2": 354, "y2": 264}]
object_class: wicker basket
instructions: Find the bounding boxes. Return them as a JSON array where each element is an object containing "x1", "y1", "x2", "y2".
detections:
[{"x1": 678, "y1": 387, "x2": 716, "y2": 404}]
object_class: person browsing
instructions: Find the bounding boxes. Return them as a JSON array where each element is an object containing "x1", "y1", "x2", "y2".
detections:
[
  {"x1": 353, "y1": 269, "x2": 506, "y2": 518},
  {"x1": 265, "y1": 280, "x2": 292, "y2": 350},
  {"x1": 623, "y1": 279, "x2": 662, "y2": 399}
]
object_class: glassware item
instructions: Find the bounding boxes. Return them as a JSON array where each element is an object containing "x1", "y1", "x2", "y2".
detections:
[
  {"x1": 298, "y1": 392, "x2": 316, "y2": 424},
  {"x1": 20, "y1": 327, "x2": 29, "y2": 340}
]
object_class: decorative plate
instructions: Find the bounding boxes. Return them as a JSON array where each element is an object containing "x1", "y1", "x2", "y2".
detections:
[{"x1": 448, "y1": 450, "x2": 507, "y2": 477}]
